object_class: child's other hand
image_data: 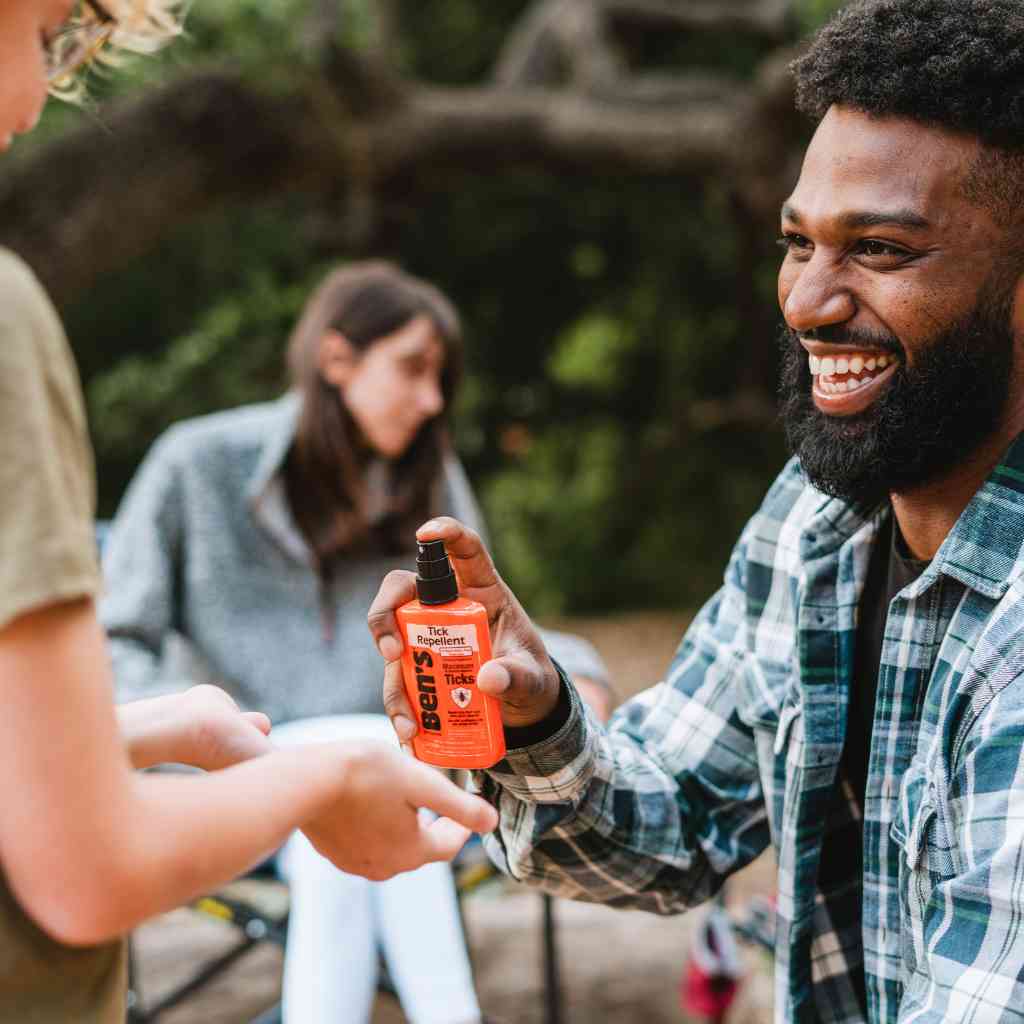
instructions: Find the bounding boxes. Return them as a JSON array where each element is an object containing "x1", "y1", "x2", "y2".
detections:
[{"x1": 300, "y1": 740, "x2": 498, "y2": 880}]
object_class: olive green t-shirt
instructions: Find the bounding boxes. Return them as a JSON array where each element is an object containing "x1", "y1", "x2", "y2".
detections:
[{"x1": 0, "y1": 248, "x2": 125, "y2": 1023}]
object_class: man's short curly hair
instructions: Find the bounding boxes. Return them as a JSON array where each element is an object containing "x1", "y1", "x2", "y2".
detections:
[
  {"x1": 792, "y1": 0, "x2": 1024, "y2": 149},
  {"x1": 792, "y1": 0, "x2": 1024, "y2": 227}
]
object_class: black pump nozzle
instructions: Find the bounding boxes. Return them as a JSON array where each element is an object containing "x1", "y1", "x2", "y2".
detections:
[{"x1": 415, "y1": 539, "x2": 458, "y2": 605}]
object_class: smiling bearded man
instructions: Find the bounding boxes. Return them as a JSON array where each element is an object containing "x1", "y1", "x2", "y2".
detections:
[
  {"x1": 365, "y1": 0, "x2": 1024, "y2": 1021},
  {"x1": 779, "y1": 280, "x2": 1017, "y2": 507}
]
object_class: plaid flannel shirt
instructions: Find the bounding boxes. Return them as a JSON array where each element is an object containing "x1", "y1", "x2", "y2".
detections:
[{"x1": 481, "y1": 439, "x2": 1024, "y2": 1023}]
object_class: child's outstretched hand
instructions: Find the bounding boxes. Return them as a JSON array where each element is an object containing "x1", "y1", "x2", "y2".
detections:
[{"x1": 117, "y1": 684, "x2": 273, "y2": 771}]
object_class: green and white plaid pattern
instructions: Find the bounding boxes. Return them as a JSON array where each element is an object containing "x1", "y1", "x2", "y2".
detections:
[{"x1": 481, "y1": 438, "x2": 1024, "y2": 1023}]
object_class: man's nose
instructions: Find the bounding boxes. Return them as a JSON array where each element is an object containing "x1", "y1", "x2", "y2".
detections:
[{"x1": 781, "y1": 256, "x2": 855, "y2": 334}]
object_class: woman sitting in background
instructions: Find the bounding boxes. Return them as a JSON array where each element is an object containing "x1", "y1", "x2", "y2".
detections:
[{"x1": 100, "y1": 261, "x2": 610, "y2": 1024}]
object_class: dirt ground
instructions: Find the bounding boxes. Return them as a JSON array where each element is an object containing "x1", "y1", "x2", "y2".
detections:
[{"x1": 132, "y1": 611, "x2": 776, "y2": 1023}]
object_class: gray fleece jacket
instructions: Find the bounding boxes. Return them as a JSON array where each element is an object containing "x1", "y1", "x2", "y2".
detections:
[{"x1": 100, "y1": 394, "x2": 607, "y2": 725}]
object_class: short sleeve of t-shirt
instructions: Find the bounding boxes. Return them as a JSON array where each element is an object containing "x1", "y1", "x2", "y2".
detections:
[{"x1": 0, "y1": 248, "x2": 100, "y2": 630}]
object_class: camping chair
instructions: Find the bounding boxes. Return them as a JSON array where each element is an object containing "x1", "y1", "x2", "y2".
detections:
[
  {"x1": 124, "y1": 838, "x2": 565, "y2": 1024},
  {"x1": 125, "y1": 859, "x2": 289, "y2": 1023}
]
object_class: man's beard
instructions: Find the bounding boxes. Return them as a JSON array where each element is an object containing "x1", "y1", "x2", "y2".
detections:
[{"x1": 778, "y1": 286, "x2": 1016, "y2": 508}]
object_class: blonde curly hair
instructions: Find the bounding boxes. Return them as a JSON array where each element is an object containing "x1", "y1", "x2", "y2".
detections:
[
  {"x1": 49, "y1": 0, "x2": 185, "y2": 97},
  {"x1": 107, "y1": 0, "x2": 184, "y2": 53}
]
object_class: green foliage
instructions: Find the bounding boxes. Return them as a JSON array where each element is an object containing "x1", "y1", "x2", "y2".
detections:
[
  {"x1": 176, "y1": 0, "x2": 310, "y2": 78},
  {"x1": 794, "y1": 0, "x2": 847, "y2": 34},
  {"x1": 90, "y1": 273, "x2": 299, "y2": 453},
  {"x1": 87, "y1": 269, "x2": 311, "y2": 505},
  {"x1": 548, "y1": 315, "x2": 633, "y2": 397},
  {"x1": 486, "y1": 423, "x2": 624, "y2": 616}
]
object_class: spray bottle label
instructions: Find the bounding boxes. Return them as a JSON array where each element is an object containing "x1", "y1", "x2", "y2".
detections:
[
  {"x1": 406, "y1": 624, "x2": 478, "y2": 656},
  {"x1": 405, "y1": 623, "x2": 488, "y2": 747}
]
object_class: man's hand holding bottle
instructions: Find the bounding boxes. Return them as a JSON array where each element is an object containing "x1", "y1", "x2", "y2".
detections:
[{"x1": 368, "y1": 517, "x2": 565, "y2": 746}]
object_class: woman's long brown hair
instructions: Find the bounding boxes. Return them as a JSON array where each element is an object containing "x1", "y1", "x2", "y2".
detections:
[{"x1": 284, "y1": 261, "x2": 463, "y2": 576}]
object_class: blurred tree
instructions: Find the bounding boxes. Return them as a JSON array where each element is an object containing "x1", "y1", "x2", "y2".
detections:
[{"x1": 0, "y1": 0, "x2": 844, "y2": 613}]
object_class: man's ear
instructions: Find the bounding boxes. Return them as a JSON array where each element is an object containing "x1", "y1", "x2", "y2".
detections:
[{"x1": 318, "y1": 329, "x2": 357, "y2": 388}]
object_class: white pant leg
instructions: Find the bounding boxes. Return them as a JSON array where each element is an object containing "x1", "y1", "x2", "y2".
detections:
[
  {"x1": 273, "y1": 717, "x2": 393, "y2": 1024},
  {"x1": 375, "y1": 861, "x2": 482, "y2": 1024},
  {"x1": 271, "y1": 715, "x2": 480, "y2": 1024},
  {"x1": 271, "y1": 713, "x2": 400, "y2": 749},
  {"x1": 276, "y1": 830, "x2": 379, "y2": 1024}
]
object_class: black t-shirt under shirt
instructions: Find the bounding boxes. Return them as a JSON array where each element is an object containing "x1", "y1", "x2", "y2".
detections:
[
  {"x1": 817, "y1": 513, "x2": 928, "y2": 1013},
  {"x1": 844, "y1": 515, "x2": 929, "y2": 812}
]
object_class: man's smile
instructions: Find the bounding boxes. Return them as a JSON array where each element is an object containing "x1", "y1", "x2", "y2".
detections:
[{"x1": 800, "y1": 340, "x2": 901, "y2": 416}]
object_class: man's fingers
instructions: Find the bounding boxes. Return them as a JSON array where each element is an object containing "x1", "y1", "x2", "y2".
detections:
[
  {"x1": 476, "y1": 658, "x2": 512, "y2": 697},
  {"x1": 415, "y1": 517, "x2": 502, "y2": 594},
  {"x1": 367, "y1": 569, "x2": 418, "y2": 663},
  {"x1": 405, "y1": 762, "x2": 499, "y2": 834},
  {"x1": 383, "y1": 658, "x2": 417, "y2": 742},
  {"x1": 414, "y1": 817, "x2": 474, "y2": 865},
  {"x1": 477, "y1": 653, "x2": 559, "y2": 726},
  {"x1": 369, "y1": 571, "x2": 419, "y2": 742},
  {"x1": 370, "y1": 518, "x2": 550, "y2": 737}
]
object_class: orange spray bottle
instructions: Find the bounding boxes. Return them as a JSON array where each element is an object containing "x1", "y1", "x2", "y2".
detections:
[{"x1": 396, "y1": 539, "x2": 506, "y2": 769}]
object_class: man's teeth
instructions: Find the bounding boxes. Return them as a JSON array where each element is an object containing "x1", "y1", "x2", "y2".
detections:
[
  {"x1": 808, "y1": 352, "x2": 892, "y2": 395},
  {"x1": 808, "y1": 353, "x2": 891, "y2": 375},
  {"x1": 818, "y1": 377, "x2": 868, "y2": 393}
]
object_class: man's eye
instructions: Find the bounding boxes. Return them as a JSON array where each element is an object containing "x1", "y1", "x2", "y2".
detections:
[
  {"x1": 855, "y1": 239, "x2": 909, "y2": 259},
  {"x1": 776, "y1": 234, "x2": 811, "y2": 255}
]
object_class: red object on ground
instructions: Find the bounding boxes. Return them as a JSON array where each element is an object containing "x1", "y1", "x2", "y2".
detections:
[{"x1": 680, "y1": 906, "x2": 743, "y2": 1022}]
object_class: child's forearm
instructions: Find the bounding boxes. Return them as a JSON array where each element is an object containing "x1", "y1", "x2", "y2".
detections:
[
  {"x1": 117, "y1": 692, "x2": 193, "y2": 768},
  {"x1": 0, "y1": 602, "x2": 316, "y2": 944},
  {"x1": 63, "y1": 744, "x2": 346, "y2": 943},
  {"x1": 49, "y1": 739, "x2": 493, "y2": 945}
]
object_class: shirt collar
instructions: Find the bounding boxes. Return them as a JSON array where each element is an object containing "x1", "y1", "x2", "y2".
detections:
[
  {"x1": 800, "y1": 432, "x2": 1024, "y2": 602},
  {"x1": 798, "y1": 484, "x2": 879, "y2": 563},
  {"x1": 245, "y1": 392, "x2": 311, "y2": 566},
  {"x1": 921, "y1": 431, "x2": 1024, "y2": 601},
  {"x1": 246, "y1": 391, "x2": 301, "y2": 502}
]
